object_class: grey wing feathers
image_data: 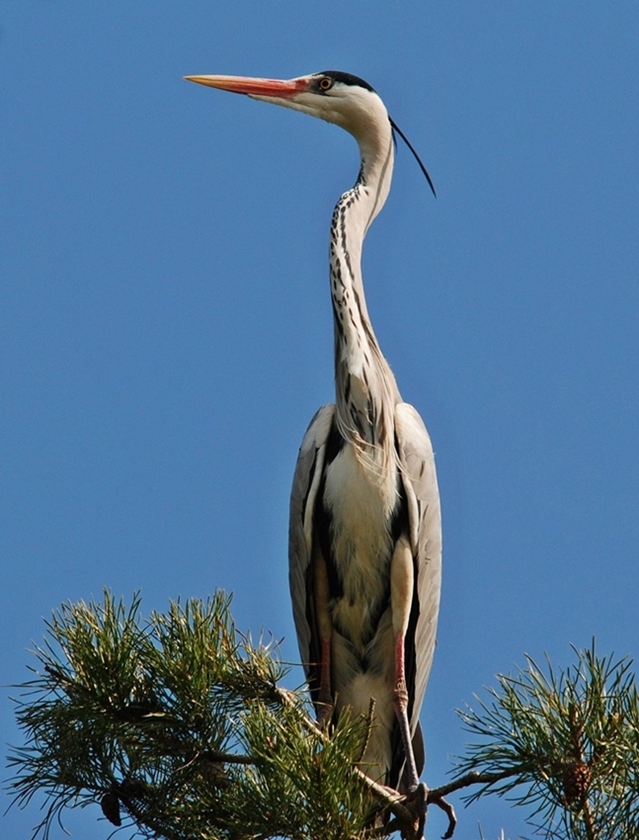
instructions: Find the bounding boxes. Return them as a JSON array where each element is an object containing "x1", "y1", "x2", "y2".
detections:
[
  {"x1": 395, "y1": 402, "x2": 442, "y2": 733},
  {"x1": 288, "y1": 404, "x2": 336, "y2": 674}
]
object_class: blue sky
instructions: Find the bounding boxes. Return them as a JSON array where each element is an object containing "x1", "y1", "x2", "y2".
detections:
[{"x1": 2, "y1": 3, "x2": 638, "y2": 838}]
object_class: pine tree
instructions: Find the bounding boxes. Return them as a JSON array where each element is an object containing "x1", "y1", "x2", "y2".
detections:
[{"x1": 7, "y1": 591, "x2": 639, "y2": 839}]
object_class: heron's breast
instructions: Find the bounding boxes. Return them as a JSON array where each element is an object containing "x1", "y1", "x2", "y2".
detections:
[{"x1": 323, "y1": 443, "x2": 398, "y2": 645}]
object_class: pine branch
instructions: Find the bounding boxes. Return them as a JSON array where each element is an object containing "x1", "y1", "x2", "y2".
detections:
[
  {"x1": 428, "y1": 768, "x2": 521, "y2": 800},
  {"x1": 6, "y1": 591, "x2": 379, "y2": 840},
  {"x1": 452, "y1": 641, "x2": 639, "y2": 839},
  {"x1": 6, "y1": 593, "x2": 639, "y2": 840}
]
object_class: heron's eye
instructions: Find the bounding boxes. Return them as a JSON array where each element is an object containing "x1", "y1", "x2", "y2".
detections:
[{"x1": 318, "y1": 77, "x2": 333, "y2": 92}]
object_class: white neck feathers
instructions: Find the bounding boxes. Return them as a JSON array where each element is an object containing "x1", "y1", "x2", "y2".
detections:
[{"x1": 329, "y1": 112, "x2": 400, "y2": 479}]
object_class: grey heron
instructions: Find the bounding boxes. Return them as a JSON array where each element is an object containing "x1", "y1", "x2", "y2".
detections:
[{"x1": 185, "y1": 70, "x2": 442, "y2": 796}]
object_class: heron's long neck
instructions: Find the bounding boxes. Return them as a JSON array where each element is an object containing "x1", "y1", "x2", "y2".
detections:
[{"x1": 330, "y1": 131, "x2": 400, "y2": 466}]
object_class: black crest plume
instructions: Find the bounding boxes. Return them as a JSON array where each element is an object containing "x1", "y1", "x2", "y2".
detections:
[{"x1": 389, "y1": 117, "x2": 437, "y2": 197}]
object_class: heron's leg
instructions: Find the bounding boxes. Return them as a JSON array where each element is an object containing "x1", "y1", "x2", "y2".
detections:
[
  {"x1": 314, "y1": 551, "x2": 333, "y2": 727},
  {"x1": 390, "y1": 536, "x2": 419, "y2": 791}
]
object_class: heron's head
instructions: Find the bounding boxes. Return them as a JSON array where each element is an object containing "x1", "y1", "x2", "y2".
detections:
[
  {"x1": 184, "y1": 70, "x2": 390, "y2": 146},
  {"x1": 185, "y1": 70, "x2": 436, "y2": 196}
]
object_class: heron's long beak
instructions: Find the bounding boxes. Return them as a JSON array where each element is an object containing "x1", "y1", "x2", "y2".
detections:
[{"x1": 184, "y1": 74, "x2": 309, "y2": 98}]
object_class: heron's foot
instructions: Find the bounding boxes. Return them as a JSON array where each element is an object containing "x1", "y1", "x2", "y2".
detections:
[
  {"x1": 427, "y1": 794, "x2": 457, "y2": 840},
  {"x1": 390, "y1": 782, "x2": 426, "y2": 840},
  {"x1": 388, "y1": 786, "x2": 456, "y2": 840}
]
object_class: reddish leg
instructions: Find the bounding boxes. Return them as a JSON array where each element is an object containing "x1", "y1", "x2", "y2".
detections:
[
  {"x1": 391, "y1": 537, "x2": 419, "y2": 791},
  {"x1": 314, "y1": 552, "x2": 333, "y2": 727},
  {"x1": 316, "y1": 638, "x2": 333, "y2": 727},
  {"x1": 394, "y1": 632, "x2": 419, "y2": 790}
]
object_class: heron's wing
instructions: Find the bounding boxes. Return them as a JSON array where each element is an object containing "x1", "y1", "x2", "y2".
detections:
[
  {"x1": 288, "y1": 404, "x2": 336, "y2": 690},
  {"x1": 395, "y1": 402, "x2": 442, "y2": 735}
]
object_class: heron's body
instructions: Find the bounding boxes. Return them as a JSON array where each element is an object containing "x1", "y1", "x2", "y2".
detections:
[{"x1": 186, "y1": 70, "x2": 441, "y2": 792}]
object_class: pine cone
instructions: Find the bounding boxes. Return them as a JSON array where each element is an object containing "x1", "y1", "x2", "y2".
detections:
[
  {"x1": 100, "y1": 791, "x2": 121, "y2": 826},
  {"x1": 563, "y1": 760, "x2": 591, "y2": 806}
]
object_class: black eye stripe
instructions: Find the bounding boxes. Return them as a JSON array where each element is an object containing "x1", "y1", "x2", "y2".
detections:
[{"x1": 316, "y1": 70, "x2": 376, "y2": 93}]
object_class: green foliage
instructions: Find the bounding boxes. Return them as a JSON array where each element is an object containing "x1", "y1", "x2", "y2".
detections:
[
  {"x1": 454, "y1": 643, "x2": 639, "y2": 840},
  {"x1": 7, "y1": 591, "x2": 376, "y2": 840},
  {"x1": 7, "y1": 593, "x2": 639, "y2": 840}
]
